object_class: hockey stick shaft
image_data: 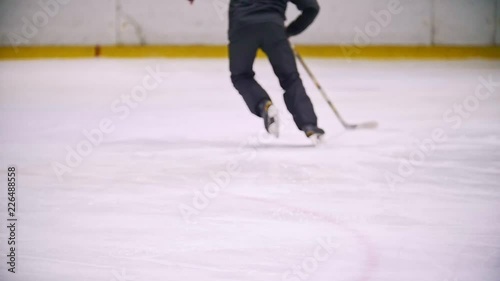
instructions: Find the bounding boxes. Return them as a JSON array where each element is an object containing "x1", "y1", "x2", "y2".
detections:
[
  {"x1": 292, "y1": 47, "x2": 351, "y2": 128},
  {"x1": 292, "y1": 47, "x2": 378, "y2": 130}
]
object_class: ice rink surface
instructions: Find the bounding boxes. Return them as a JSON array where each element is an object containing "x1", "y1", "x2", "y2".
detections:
[{"x1": 0, "y1": 58, "x2": 499, "y2": 281}]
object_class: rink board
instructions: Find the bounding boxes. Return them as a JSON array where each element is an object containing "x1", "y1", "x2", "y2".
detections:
[{"x1": 0, "y1": 45, "x2": 499, "y2": 60}]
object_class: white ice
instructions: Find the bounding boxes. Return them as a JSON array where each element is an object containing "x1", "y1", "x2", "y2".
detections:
[{"x1": 0, "y1": 58, "x2": 499, "y2": 281}]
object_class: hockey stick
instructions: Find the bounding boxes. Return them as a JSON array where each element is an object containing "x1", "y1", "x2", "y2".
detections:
[{"x1": 293, "y1": 47, "x2": 378, "y2": 130}]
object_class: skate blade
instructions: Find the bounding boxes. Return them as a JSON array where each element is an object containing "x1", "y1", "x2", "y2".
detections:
[
  {"x1": 308, "y1": 134, "x2": 324, "y2": 146},
  {"x1": 267, "y1": 105, "x2": 280, "y2": 138}
]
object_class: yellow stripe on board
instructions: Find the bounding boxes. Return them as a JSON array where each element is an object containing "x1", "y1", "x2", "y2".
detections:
[
  {"x1": 99, "y1": 45, "x2": 229, "y2": 58},
  {"x1": 0, "y1": 45, "x2": 499, "y2": 60},
  {"x1": 0, "y1": 46, "x2": 95, "y2": 60},
  {"x1": 298, "y1": 46, "x2": 500, "y2": 60}
]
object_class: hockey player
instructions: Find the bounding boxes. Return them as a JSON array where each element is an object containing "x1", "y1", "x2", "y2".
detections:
[{"x1": 189, "y1": 0, "x2": 325, "y2": 141}]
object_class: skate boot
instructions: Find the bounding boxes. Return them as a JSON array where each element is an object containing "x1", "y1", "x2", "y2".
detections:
[
  {"x1": 258, "y1": 100, "x2": 280, "y2": 138},
  {"x1": 302, "y1": 125, "x2": 325, "y2": 145}
]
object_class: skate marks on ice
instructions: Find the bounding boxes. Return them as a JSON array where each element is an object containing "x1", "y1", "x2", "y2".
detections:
[
  {"x1": 6, "y1": 255, "x2": 133, "y2": 281},
  {"x1": 1, "y1": 60, "x2": 500, "y2": 281},
  {"x1": 102, "y1": 138, "x2": 252, "y2": 150},
  {"x1": 230, "y1": 195, "x2": 379, "y2": 281}
]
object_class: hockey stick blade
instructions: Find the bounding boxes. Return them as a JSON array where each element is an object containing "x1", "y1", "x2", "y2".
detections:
[
  {"x1": 345, "y1": 121, "x2": 378, "y2": 130},
  {"x1": 292, "y1": 47, "x2": 379, "y2": 132}
]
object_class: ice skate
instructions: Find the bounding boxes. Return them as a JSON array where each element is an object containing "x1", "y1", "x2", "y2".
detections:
[
  {"x1": 259, "y1": 100, "x2": 280, "y2": 138},
  {"x1": 302, "y1": 125, "x2": 325, "y2": 145}
]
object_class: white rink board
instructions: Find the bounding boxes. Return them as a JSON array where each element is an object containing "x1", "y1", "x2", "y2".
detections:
[
  {"x1": 0, "y1": 0, "x2": 116, "y2": 46},
  {"x1": 496, "y1": 1, "x2": 500, "y2": 45},
  {"x1": 0, "y1": 0, "x2": 499, "y2": 46},
  {"x1": 433, "y1": 0, "x2": 496, "y2": 45}
]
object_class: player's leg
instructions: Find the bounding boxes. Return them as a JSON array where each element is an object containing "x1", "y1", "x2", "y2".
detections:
[
  {"x1": 259, "y1": 23, "x2": 319, "y2": 132},
  {"x1": 229, "y1": 25, "x2": 279, "y2": 137},
  {"x1": 229, "y1": 26, "x2": 270, "y2": 117}
]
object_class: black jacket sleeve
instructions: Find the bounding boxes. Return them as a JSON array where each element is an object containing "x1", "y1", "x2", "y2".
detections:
[{"x1": 286, "y1": 0, "x2": 320, "y2": 37}]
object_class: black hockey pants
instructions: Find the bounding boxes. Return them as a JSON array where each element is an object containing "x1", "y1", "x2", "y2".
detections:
[{"x1": 229, "y1": 22, "x2": 318, "y2": 129}]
